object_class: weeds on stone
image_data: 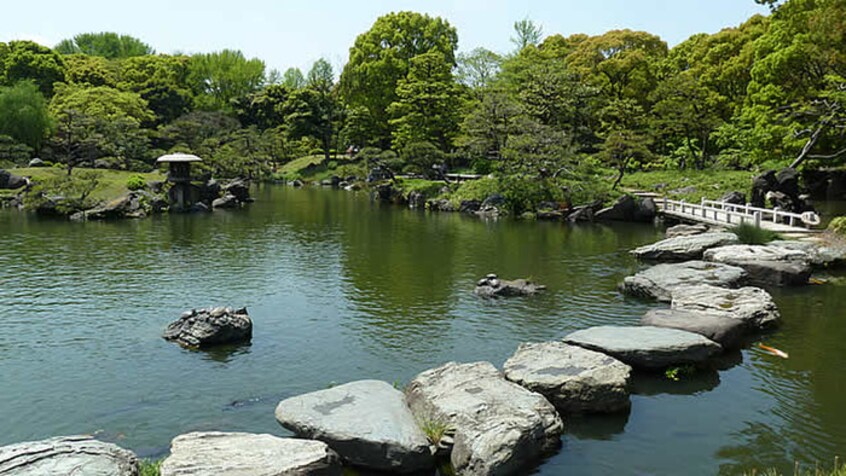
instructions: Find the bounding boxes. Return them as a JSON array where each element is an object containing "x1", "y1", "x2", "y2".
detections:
[
  {"x1": 665, "y1": 365, "x2": 696, "y2": 381},
  {"x1": 732, "y1": 223, "x2": 782, "y2": 245},
  {"x1": 418, "y1": 418, "x2": 453, "y2": 446},
  {"x1": 140, "y1": 459, "x2": 162, "y2": 476}
]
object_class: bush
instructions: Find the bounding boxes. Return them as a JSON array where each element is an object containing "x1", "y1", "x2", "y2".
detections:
[
  {"x1": 354, "y1": 147, "x2": 383, "y2": 164},
  {"x1": 498, "y1": 176, "x2": 560, "y2": 215},
  {"x1": 399, "y1": 141, "x2": 445, "y2": 176},
  {"x1": 828, "y1": 217, "x2": 846, "y2": 235},
  {"x1": 126, "y1": 174, "x2": 147, "y2": 191},
  {"x1": 732, "y1": 223, "x2": 782, "y2": 245}
]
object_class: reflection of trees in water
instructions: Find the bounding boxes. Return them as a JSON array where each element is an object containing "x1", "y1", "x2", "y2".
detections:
[{"x1": 715, "y1": 283, "x2": 846, "y2": 474}]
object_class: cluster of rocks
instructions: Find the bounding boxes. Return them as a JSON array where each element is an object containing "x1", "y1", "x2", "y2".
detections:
[
  {"x1": 0, "y1": 169, "x2": 28, "y2": 191},
  {"x1": 752, "y1": 167, "x2": 815, "y2": 213},
  {"x1": 162, "y1": 307, "x2": 252, "y2": 348},
  {"x1": 474, "y1": 274, "x2": 546, "y2": 298}
]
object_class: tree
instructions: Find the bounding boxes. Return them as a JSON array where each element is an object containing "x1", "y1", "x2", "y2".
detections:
[
  {"x1": 307, "y1": 59, "x2": 334, "y2": 91},
  {"x1": 63, "y1": 54, "x2": 117, "y2": 87},
  {"x1": 157, "y1": 111, "x2": 240, "y2": 155},
  {"x1": 281, "y1": 67, "x2": 306, "y2": 89},
  {"x1": 0, "y1": 41, "x2": 66, "y2": 96},
  {"x1": 456, "y1": 48, "x2": 502, "y2": 90},
  {"x1": 596, "y1": 99, "x2": 652, "y2": 188},
  {"x1": 0, "y1": 81, "x2": 53, "y2": 151},
  {"x1": 285, "y1": 87, "x2": 339, "y2": 161},
  {"x1": 511, "y1": 18, "x2": 543, "y2": 51},
  {"x1": 118, "y1": 55, "x2": 194, "y2": 124},
  {"x1": 188, "y1": 50, "x2": 265, "y2": 110},
  {"x1": 233, "y1": 84, "x2": 291, "y2": 130},
  {"x1": 55, "y1": 32, "x2": 154, "y2": 59},
  {"x1": 387, "y1": 51, "x2": 463, "y2": 151},
  {"x1": 340, "y1": 11, "x2": 458, "y2": 147},
  {"x1": 457, "y1": 87, "x2": 525, "y2": 162}
]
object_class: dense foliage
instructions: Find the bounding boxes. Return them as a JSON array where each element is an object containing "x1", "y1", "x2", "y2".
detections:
[{"x1": 0, "y1": 1, "x2": 844, "y2": 182}]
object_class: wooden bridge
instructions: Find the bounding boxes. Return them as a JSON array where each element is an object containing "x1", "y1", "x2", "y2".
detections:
[{"x1": 653, "y1": 197, "x2": 822, "y2": 234}]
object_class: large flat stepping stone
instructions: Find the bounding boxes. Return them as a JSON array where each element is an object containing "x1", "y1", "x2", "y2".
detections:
[
  {"x1": 641, "y1": 309, "x2": 747, "y2": 349},
  {"x1": 563, "y1": 326, "x2": 722, "y2": 369},
  {"x1": 160, "y1": 432, "x2": 340, "y2": 476},
  {"x1": 703, "y1": 245, "x2": 811, "y2": 286},
  {"x1": 631, "y1": 232, "x2": 739, "y2": 262},
  {"x1": 767, "y1": 240, "x2": 845, "y2": 267},
  {"x1": 621, "y1": 261, "x2": 747, "y2": 302},
  {"x1": 405, "y1": 361, "x2": 563, "y2": 476},
  {"x1": 0, "y1": 436, "x2": 138, "y2": 476},
  {"x1": 275, "y1": 380, "x2": 433, "y2": 473},
  {"x1": 503, "y1": 342, "x2": 632, "y2": 413},
  {"x1": 670, "y1": 284, "x2": 780, "y2": 329}
]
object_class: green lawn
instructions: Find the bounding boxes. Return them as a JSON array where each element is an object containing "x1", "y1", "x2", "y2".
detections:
[
  {"x1": 621, "y1": 170, "x2": 756, "y2": 202},
  {"x1": 5, "y1": 167, "x2": 165, "y2": 201}
]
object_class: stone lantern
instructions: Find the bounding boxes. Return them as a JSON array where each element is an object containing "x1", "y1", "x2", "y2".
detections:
[{"x1": 156, "y1": 153, "x2": 203, "y2": 211}]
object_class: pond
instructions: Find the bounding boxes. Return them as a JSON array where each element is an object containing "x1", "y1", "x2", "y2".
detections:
[{"x1": 0, "y1": 186, "x2": 844, "y2": 475}]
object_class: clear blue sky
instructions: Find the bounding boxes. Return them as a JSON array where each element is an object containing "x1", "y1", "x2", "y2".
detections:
[{"x1": 0, "y1": 0, "x2": 769, "y2": 76}]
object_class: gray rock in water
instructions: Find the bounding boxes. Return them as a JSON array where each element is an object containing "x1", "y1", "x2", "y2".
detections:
[
  {"x1": 405, "y1": 361, "x2": 563, "y2": 476},
  {"x1": 0, "y1": 435, "x2": 138, "y2": 476},
  {"x1": 641, "y1": 309, "x2": 747, "y2": 349},
  {"x1": 160, "y1": 432, "x2": 341, "y2": 476},
  {"x1": 70, "y1": 192, "x2": 148, "y2": 221},
  {"x1": 163, "y1": 307, "x2": 252, "y2": 348},
  {"x1": 767, "y1": 240, "x2": 845, "y2": 268},
  {"x1": 670, "y1": 284, "x2": 780, "y2": 329},
  {"x1": 563, "y1": 326, "x2": 722, "y2": 369},
  {"x1": 631, "y1": 232, "x2": 740, "y2": 262},
  {"x1": 475, "y1": 275, "x2": 546, "y2": 298},
  {"x1": 212, "y1": 193, "x2": 239, "y2": 209},
  {"x1": 703, "y1": 245, "x2": 812, "y2": 286},
  {"x1": 621, "y1": 261, "x2": 747, "y2": 302},
  {"x1": 665, "y1": 224, "x2": 709, "y2": 239},
  {"x1": 275, "y1": 380, "x2": 433, "y2": 473},
  {"x1": 503, "y1": 342, "x2": 632, "y2": 413}
]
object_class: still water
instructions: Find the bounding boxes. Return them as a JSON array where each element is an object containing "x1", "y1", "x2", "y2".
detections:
[{"x1": 0, "y1": 186, "x2": 844, "y2": 475}]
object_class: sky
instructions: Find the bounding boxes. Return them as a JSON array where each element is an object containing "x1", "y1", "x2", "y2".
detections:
[{"x1": 0, "y1": 0, "x2": 770, "y2": 76}]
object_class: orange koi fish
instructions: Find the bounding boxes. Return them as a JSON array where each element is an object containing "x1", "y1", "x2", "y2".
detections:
[{"x1": 758, "y1": 343, "x2": 789, "y2": 359}]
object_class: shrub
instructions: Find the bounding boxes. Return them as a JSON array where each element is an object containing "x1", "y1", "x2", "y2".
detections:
[
  {"x1": 732, "y1": 223, "x2": 782, "y2": 245},
  {"x1": 140, "y1": 459, "x2": 162, "y2": 476},
  {"x1": 126, "y1": 174, "x2": 147, "y2": 191},
  {"x1": 354, "y1": 147, "x2": 383, "y2": 164},
  {"x1": 399, "y1": 141, "x2": 445, "y2": 176},
  {"x1": 828, "y1": 217, "x2": 846, "y2": 236}
]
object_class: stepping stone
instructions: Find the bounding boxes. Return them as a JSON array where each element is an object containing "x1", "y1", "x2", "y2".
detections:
[
  {"x1": 670, "y1": 284, "x2": 780, "y2": 329},
  {"x1": 621, "y1": 261, "x2": 747, "y2": 302},
  {"x1": 631, "y1": 232, "x2": 739, "y2": 262},
  {"x1": 275, "y1": 380, "x2": 433, "y2": 473},
  {"x1": 641, "y1": 309, "x2": 747, "y2": 348},
  {"x1": 160, "y1": 432, "x2": 341, "y2": 476},
  {"x1": 563, "y1": 326, "x2": 722, "y2": 369},
  {"x1": 703, "y1": 245, "x2": 811, "y2": 286},
  {"x1": 665, "y1": 224, "x2": 709, "y2": 238},
  {"x1": 767, "y1": 240, "x2": 845, "y2": 267},
  {"x1": 503, "y1": 342, "x2": 632, "y2": 413},
  {"x1": 405, "y1": 361, "x2": 563, "y2": 476},
  {"x1": 0, "y1": 436, "x2": 138, "y2": 476}
]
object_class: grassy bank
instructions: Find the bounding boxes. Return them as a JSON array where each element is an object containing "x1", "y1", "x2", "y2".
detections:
[
  {"x1": 4, "y1": 167, "x2": 164, "y2": 202},
  {"x1": 621, "y1": 170, "x2": 755, "y2": 202}
]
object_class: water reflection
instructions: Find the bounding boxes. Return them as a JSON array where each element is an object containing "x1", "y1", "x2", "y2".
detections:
[
  {"x1": 566, "y1": 411, "x2": 631, "y2": 440},
  {"x1": 630, "y1": 369, "x2": 721, "y2": 396}
]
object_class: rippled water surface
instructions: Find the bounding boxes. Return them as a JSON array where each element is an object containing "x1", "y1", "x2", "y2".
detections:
[{"x1": 0, "y1": 186, "x2": 844, "y2": 475}]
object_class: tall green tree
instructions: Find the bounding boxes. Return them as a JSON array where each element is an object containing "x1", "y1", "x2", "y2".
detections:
[
  {"x1": 0, "y1": 81, "x2": 53, "y2": 152},
  {"x1": 188, "y1": 50, "x2": 266, "y2": 111},
  {"x1": 340, "y1": 11, "x2": 458, "y2": 147},
  {"x1": 118, "y1": 55, "x2": 194, "y2": 124},
  {"x1": 0, "y1": 41, "x2": 66, "y2": 96},
  {"x1": 55, "y1": 32, "x2": 154, "y2": 59},
  {"x1": 286, "y1": 59, "x2": 340, "y2": 161},
  {"x1": 63, "y1": 54, "x2": 117, "y2": 87},
  {"x1": 456, "y1": 48, "x2": 502, "y2": 90},
  {"x1": 281, "y1": 67, "x2": 306, "y2": 89},
  {"x1": 511, "y1": 18, "x2": 544, "y2": 51}
]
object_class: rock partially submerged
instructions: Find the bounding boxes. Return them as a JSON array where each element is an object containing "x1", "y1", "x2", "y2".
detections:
[
  {"x1": 670, "y1": 284, "x2": 780, "y2": 329},
  {"x1": 503, "y1": 342, "x2": 632, "y2": 413},
  {"x1": 275, "y1": 380, "x2": 433, "y2": 473},
  {"x1": 665, "y1": 224, "x2": 709, "y2": 239},
  {"x1": 631, "y1": 232, "x2": 740, "y2": 262},
  {"x1": 563, "y1": 326, "x2": 722, "y2": 369},
  {"x1": 0, "y1": 435, "x2": 138, "y2": 475},
  {"x1": 767, "y1": 240, "x2": 846, "y2": 268},
  {"x1": 70, "y1": 191, "x2": 150, "y2": 221},
  {"x1": 621, "y1": 261, "x2": 747, "y2": 302},
  {"x1": 405, "y1": 361, "x2": 563, "y2": 476},
  {"x1": 160, "y1": 432, "x2": 341, "y2": 476},
  {"x1": 163, "y1": 307, "x2": 252, "y2": 348},
  {"x1": 595, "y1": 195, "x2": 656, "y2": 223},
  {"x1": 475, "y1": 274, "x2": 546, "y2": 298},
  {"x1": 640, "y1": 309, "x2": 747, "y2": 349},
  {"x1": 703, "y1": 245, "x2": 812, "y2": 286}
]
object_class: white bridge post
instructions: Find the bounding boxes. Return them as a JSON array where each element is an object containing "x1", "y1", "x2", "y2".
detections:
[{"x1": 754, "y1": 211, "x2": 761, "y2": 228}]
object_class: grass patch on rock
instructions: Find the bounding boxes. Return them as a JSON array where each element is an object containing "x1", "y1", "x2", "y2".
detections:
[
  {"x1": 732, "y1": 223, "x2": 782, "y2": 245},
  {"x1": 140, "y1": 459, "x2": 162, "y2": 476}
]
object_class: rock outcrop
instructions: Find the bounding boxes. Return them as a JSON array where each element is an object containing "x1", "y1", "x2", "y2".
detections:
[
  {"x1": 564, "y1": 326, "x2": 722, "y2": 369},
  {"x1": 70, "y1": 191, "x2": 150, "y2": 221},
  {"x1": 703, "y1": 245, "x2": 812, "y2": 286},
  {"x1": 0, "y1": 436, "x2": 138, "y2": 476},
  {"x1": 631, "y1": 232, "x2": 740, "y2": 262},
  {"x1": 670, "y1": 285, "x2": 780, "y2": 329},
  {"x1": 503, "y1": 342, "x2": 632, "y2": 413},
  {"x1": 405, "y1": 362, "x2": 563, "y2": 476},
  {"x1": 0, "y1": 170, "x2": 27, "y2": 190},
  {"x1": 275, "y1": 380, "x2": 433, "y2": 473},
  {"x1": 621, "y1": 261, "x2": 747, "y2": 302},
  {"x1": 475, "y1": 274, "x2": 546, "y2": 298},
  {"x1": 163, "y1": 307, "x2": 252, "y2": 348},
  {"x1": 160, "y1": 432, "x2": 341, "y2": 476},
  {"x1": 595, "y1": 195, "x2": 656, "y2": 223}
]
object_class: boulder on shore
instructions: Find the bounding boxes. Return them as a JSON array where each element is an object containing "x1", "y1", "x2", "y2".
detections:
[
  {"x1": 670, "y1": 284, "x2": 780, "y2": 329},
  {"x1": 0, "y1": 435, "x2": 138, "y2": 476},
  {"x1": 163, "y1": 307, "x2": 252, "y2": 348},
  {"x1": 621, "y1": 261, "x2": 747, "y2": 302},
  {"x1": 631, "y1": 232, "x2": 740, "y2": 262},
  {"x1": 160, "y1": 432, "x2": 341, "y2": 476},
  {"x1": 503, "y1": 342, "x2": 632, "y2": 413},
  {"x1": 595, "y1": 195, "x2": 655, "y2": 223},
  {"x1": 0, "y1": 170, "x2": 27, "y2": 190},
  {"x1": 563, "y1": 326, "x2": 722, "y2": 369},
  {"x1": 275, "y1": 380, "x2": 433, "y2": 473},
  {"x1": 703, "y1": 245, "x2": 812, "y2": 286},
  {"x1": 405, "y1": 361, "x2": 563, "y2": 476},
  {"x1": 640, "y1": 309, "x2": 748, "y2": 349},
  {"x1": 70, "y1": 191, "x2": 149, "y2": 221},
  {"x1": 475, "y1": 274, "x2": 546, "y2": 298}
]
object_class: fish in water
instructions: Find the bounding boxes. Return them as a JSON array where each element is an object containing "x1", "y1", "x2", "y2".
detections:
[{"x1": 758, "y1": 343, "x2": 789, "y2": 359}]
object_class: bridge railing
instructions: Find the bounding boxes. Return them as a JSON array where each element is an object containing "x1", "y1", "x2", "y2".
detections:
[{"x1": 658, "y1": 198, "x2": 821, "y2": 229}]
